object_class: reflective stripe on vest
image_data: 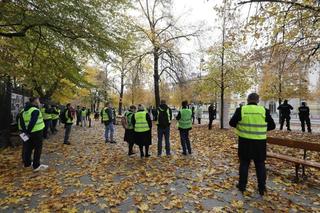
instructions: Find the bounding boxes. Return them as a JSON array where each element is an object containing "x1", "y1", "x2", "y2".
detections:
[
  {"x1": 65, "y1": 110, "x2": 73, "y2": 124},
  {"x1": 51, "y1": 108, "x2": 59, "y2": 120},
  {"x1": 134, "y1": 111, "x2": 150, "y2": 132},
  {"x1": 236, "y1": 105, "x2": 267, "y2": 140},
  {"x1": 101, "y1": 108, "x2": 109, "y2": 121},
  {"x1": 18, "y1": 109, "x2": 24, "y2": 131},
  {"x1": 41, "y1": 108, "x2": 51, "y2": 120},
  {"x1": 156, "y1": 107, "x2": 171, "y2": 124},
  {"x1": 81, "y1": 109, "x2": 87, "y2": 117},
  {"x1": 125, "y1": 111, "x2": 134, "y2": 130},
  {"x1": 22, "y1": 107, "x2": 45, "y2": 132},
  {"x1": 178, "y1": 109, "x2": 192, "y2": 129}
]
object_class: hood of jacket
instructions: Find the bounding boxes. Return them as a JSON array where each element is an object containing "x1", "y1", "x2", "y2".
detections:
[{"x1": 159, "y1": 104, "x2": 168, "y2": 111}]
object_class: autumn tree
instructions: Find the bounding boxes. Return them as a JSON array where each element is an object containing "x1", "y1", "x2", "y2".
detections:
[
  {"x1": 0, "y1": 0, "x2": 129, "y2": 146},
  {"x1": 134, "y1": 0, "x2": 198, "y2": 107},
  {"x1": 238, "y1": 0, "x2": 319, "y2": 104}
]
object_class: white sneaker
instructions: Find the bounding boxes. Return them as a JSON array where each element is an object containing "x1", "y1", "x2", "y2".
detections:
[{"x1": 33, "y1": 164, "x2": 48, "y2": 172}]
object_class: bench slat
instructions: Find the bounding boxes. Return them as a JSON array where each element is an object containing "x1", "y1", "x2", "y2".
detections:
[
  {"x1": 267, "y1": 152, "x2": 320, "y2": 169},
  {"x1": 267, "y1": 137, "x2": 320, "y2": 152}
]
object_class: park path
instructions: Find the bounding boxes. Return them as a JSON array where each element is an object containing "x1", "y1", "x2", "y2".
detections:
[{"x1": 0, "y1": 121, "x2": 320, "y2": 212}]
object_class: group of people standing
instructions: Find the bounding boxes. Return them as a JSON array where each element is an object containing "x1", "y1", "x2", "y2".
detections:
[
  {"x1": 75, "y1": 106, "x2": 92, "y2": 128},
  {"x1": 108, "y1": 100, "x2": 193, "y2": 158},
  {"x1": 277, "y1": 100, "x2": 312, "y2": 133}
]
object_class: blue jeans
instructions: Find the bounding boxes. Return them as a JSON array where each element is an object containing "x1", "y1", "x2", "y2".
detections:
[
  {"x1": 64, "y1": 124, "x2": 72, "y2": 143},
  {"x1": 157, "y1": 126, "x2": 170, "y2": 155},
  {"x1": 105, "y1": 122, "x2": 114, "y2": 141},
  {"x1": 179, "y1": 129, "x2": 191, "y2": 154}
]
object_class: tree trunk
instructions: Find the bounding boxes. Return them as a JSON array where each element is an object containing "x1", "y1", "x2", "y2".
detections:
[
  {"x1": 118, "y1": 74, "x2": 124, "y2": 115},
  {"x1": 0, "y1": 76, "x2": 13, "y2": 148},
  {"x1": 153, "y1": 49, "x2": 160, "y2": 108},
  {"x1": 220, "y1": 3, "x2": 226, "y2": 129}
]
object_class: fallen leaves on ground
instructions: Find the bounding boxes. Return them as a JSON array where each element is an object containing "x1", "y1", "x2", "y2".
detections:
[{"x1": 0, "y1": 121, "x2": 319, "y2": 212}]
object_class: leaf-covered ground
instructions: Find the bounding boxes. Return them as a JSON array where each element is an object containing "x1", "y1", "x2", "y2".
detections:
[{"x1": 1, "y1": 121, "x2": 320, "y2": 212}]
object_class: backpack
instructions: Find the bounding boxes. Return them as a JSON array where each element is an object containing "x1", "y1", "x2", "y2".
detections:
[
  {"x1": 121, "y1": 116, "x2": 128, "y2": 129},
  {"x1": 60, "y1": 109, "x2": 67, "y2": 124}
]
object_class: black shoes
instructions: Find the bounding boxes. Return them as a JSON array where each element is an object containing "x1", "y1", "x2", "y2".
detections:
[
  {"x1": 63, "y1": 142, "x2": 71, "y2": 145},
  {"x1": 259, "y1": 188, "x2": 266, "y2": 196},
  {"x1": 236, "y1": 184, "x2": 245, "y2": 193},
  {"x1": 236, "y1": 184, "x2": 266, "y2": 196}
]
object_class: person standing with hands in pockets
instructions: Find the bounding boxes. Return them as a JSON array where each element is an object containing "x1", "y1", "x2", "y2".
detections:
[{"x1": 19, "y1": 97, "x2": 48, "y2": 171}]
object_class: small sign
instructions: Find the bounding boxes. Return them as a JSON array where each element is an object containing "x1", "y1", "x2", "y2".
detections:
[{"x1": 19, "y1": 133, "x2": 29, "y2": 142}]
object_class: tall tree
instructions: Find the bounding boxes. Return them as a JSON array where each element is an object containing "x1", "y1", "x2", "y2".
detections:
[{"x1": 135, "y1": 0, "x2": 198, "y2": 107}]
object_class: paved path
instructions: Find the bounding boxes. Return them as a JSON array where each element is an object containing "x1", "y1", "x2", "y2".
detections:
[{"x1": 0, "y1": 121, "x2": 319, "y2": 212}]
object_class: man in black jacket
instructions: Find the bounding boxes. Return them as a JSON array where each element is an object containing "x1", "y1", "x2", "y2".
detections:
[
  {"x1": 229, "y1": 93, "x2": 275, "y2": 196},
  {"x1": 157, "y1": 100, "x2": 173, "y2": 156},
  {"x1": 298, "y1": 102, "x2": 312, "y2": 133},
  {"x1": 208, "y1": 103, "x2": 216, "y2": 130},
  {"x1": 277, "y1": 100, "x2": 293, "y2": 131}
]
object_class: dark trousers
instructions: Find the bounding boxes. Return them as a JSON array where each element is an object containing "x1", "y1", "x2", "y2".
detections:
[
  {"x1": 280, "y1": 116, "x2": 290, "y2": 130},
  {"x1": 64, "y1": 124, "x2": 72, "y2": 143},
  {"x1": 239, "y1": 159, "x2": 266, "y2": 191},
  {"x1": 192, "y1": 116, "x2": 195, "y2": 124},
  {"x1": 157, "y1": 126, "x2": 171, "y2": 156},
  {"x1": 23, "y1": 130, "x2": 43, "y2": 169},
  {"x1": 300, "y1": 116, "x2": 311, "y2": 132},
  {"x1": 43, "y1": 119, "x2": 52, "y2": 138},
  {"x1": 128, "y1": 141, "x2": 134, "y2": 155},
  {"x1": 197, "y1": 118, "x2": 201, "y2": 124},
  {"x1": 179, "y1": 129, "x2": 191, "y2": 154},
  {"x1": 208, "y1": 119, "x2": 213, "y2": 129},
  {"x1": 76, "y1": 116, "x2": 81, "y2": 126},
  {"x1": 51, "y1": 119, "x2": 58, "y2": 133},
  {"x1": 139, "y1": 145, "x2": 149, "y2": 157}
]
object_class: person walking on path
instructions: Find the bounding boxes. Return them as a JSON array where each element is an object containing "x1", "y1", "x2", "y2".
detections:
[
  {"x1": 229, "y1": 93, "x2": 275, "y2": 196},
  {"x1": 298, "y1": 102, "x2": 312, "y2": 133},
  {"x1": 157, "y1": 100, "x2": 172, "y2": 156},
  {"x1": 101, "y1": 102, "x2": 116, "y2": 143},
  {"x1": 80, "y1": 107, "x2": 87, "y2": 128},
  {"x1": 277, "y1": 100, "x2": 293, "y2": 131},
  {"x1": 191, "y1": 104, "x2": 195, "y2": 124},
  {"x1": 196, "y1": 104, "x2": 203, "y2": 124},
  {"x1": 124, "y1": 105, "x2": 136, "y2": 156},
  {"x1": 132, "y1": 104, "x2": 152, "y2": 158},
  {"x1": 50, "y1": 105, "x2": 60, "y2": 134},
  {"x1": 19, "y1": 97, "x2": 48, "y2": 171},
  {"x1": 76, "y1": 106, "x2": 81, "y2": 126},
  {"x1": 41, "y1": 103, "x2": 52, "y2": 139},
  {"x1": 86, "y1": 109, "x2": 92, "y2": 127},
  {"x1": 176, "y1": 100, "x2": 193, "y2": 155},
  {"x1": 208, "y1": 103, "x2": 216, "y2": 130},
  {"x1": 64, "y1": 103, "x2": 74, "y2": 145}
]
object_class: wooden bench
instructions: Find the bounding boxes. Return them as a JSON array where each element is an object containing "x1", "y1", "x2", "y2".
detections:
[{"x1": 267, "y1": 137, "x2": 320, "y2": 182}]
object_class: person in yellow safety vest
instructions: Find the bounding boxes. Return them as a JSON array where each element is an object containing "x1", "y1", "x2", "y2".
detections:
[
  {"x1": 229, "y1": 93, "x2": 276, "y2": 196},
  {"x1": 50, "y1": 105, "x2": 60, "y2": 134},
  {"x1": 101, "y1": 102, "x2": 116, "y2": 143},
  {"x1": 80, "y1": 106, "x2": 87, "y2": 128},
  {"x1": 156, "y1": 100, "x2": 172, "y2": 156},
  {"x1": 176, "y1": 100, "x2": 193, "y2": 155},
  {"x1": 40, "y1": 104, "x2": 52, "y2": 139},
  {"x1": 64, "y1": 103, "x2": 74, "y2": 145},
  {"x1": 19, "y1": 97, "x2": 48, "y2": 171},
  {"x1": 132, "y1": 104, "x2": 152, "y2": 158},
  {"x1": 124, "y1": 105, "x2": 137, "y2": 156}
]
